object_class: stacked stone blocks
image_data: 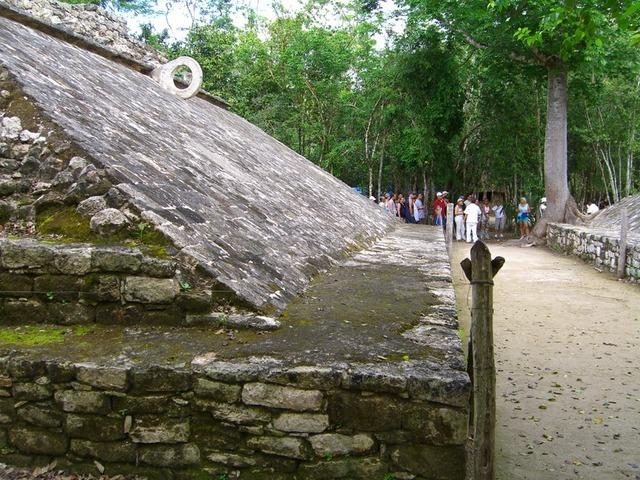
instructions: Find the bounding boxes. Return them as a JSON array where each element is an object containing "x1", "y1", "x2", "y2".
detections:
[
  {"x1": 547, "y1": 223, "x2": 640, "y2": 281},
  {"x1": 0, "y1": 357, "x2": 468, "y2": 479},
  {"x1": 0, "y1": 239, "x2": 217, "y2": 325}
]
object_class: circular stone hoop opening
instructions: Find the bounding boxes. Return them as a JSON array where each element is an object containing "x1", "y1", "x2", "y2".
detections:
[{"x1": 151, "y1": 56, "x2": 203, "y2": 100}]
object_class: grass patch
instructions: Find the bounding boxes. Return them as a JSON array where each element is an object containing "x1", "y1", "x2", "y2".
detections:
[
  {"x1": 36, "y1": 206, "x2": 173, "y2": 258},
  {"x1": 0, "y1": 325, "x2": 96, "y2": 347}
]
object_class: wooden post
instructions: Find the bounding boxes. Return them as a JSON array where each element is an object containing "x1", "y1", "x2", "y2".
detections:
[
  {"x1": 617, "y1": 208, "x2": 629, "y2": 279},
  {"x1": 461, "y1": 241, "x2": 504, "y2": 480},
  {"x1": 446, "y1": 202, "x2": 454, "y2": 243}
]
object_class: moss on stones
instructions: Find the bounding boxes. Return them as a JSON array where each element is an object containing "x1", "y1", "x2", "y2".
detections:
[
  {"x1": 35, "y1": 206, "x2": 173, "y2": 258},
  {"x1": 0, "y1": 325, "x2": 95, "y2": 347}
]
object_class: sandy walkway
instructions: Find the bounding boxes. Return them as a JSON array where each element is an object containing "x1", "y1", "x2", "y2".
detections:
[{"x1": 451, "y1": 241, "x2": 640, "y2": 480}]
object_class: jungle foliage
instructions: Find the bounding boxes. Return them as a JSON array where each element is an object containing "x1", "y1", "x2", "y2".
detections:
[{"x1": 64, "y1": 0, "x2": 640, "y2": 207}]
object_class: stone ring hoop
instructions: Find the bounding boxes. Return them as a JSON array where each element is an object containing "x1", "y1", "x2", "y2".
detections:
[{"x1": 151, "y1": 56, "x2": 203, "y2": 100}]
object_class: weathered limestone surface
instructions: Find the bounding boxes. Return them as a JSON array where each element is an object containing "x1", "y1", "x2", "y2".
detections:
[
  {"x1": 0, "y1": 15, "x2": 393, "y2": 312},
  {"x1": 2, "y1": 0, "x2": 167, "y2": 66}
]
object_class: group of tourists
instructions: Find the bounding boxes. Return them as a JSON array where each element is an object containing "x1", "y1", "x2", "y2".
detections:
[
  {"x1": 379, "y1": 192, "x2": 428, "y2": 224},
  {"x1": 377, "y1": 191, "x2": 538, "y2": 243},
  {"x1": 453, "y1": 194, "x2": 511, "y2": 243}
]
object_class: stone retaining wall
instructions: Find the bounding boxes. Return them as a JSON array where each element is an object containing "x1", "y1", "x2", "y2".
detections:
[
  {"x1": 0, "y1": 238, "x2": 246, "y2": 327},
  {"x1": 0, "y1": 355, "x2": 467, "y2": 480},
  {"x1": 547, "y1": 223, "x2": 640, "y2": 281}
]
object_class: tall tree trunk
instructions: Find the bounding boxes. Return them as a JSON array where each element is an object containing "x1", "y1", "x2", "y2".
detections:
[
  {"x1": 377, "y1": 136, "x2": 386, "y2": 201},
  {"x1": 533, "y1": 69, "x2": 578, "y2": 237},
  {"x1": 423, "y1": 170, "x2": 427, "y2": 198},
  {"x1": 368, "y1": 166, "x2": 373, "y2": 199}
]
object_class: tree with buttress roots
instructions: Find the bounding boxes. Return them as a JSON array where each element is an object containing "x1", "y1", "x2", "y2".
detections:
[{"x1": 402, "y1": 0, "x2": 639, "y2": 237}]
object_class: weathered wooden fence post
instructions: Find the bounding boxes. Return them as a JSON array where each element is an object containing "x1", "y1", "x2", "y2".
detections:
[
  {"x1": 461, "y1": 241, "x2": 504, "y2": 480},
  {"x1": 446, "y1": 202, "x2": 454, "y2": 243},
  {"x1": 617, "y1": 207, "x2": 629, "y2": 280}
]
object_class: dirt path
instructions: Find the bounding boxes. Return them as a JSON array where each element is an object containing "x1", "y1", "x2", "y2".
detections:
[{"x1": 451, "y1": 241, "x2": 640, "y2": 480}]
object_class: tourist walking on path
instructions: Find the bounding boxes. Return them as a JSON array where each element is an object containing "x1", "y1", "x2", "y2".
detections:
[
  {"x1": 517, "y1": 197, "x2": 531, "y2": 239},
  {"x1": 479, "y1": 199, "x2": 491, "y2": 239},
  {"x1": 492, "y1": 200, "x2": 505, "y2": 238},
  {"x1": 464, "y1": 195, "x2": 481, "y2": 243},
  {"x1": 454, "y1": 198, "x2": 465, "y2": 241}
]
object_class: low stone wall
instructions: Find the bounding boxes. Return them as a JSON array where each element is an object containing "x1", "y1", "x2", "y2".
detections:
[
  {"x1": 547, "y1": 223, "x2": 640, "y2": 281},
  {"x1": 0, "y1": 238, "x2": 224, "y2": 326},
  {"x1": 0, "y1": 355, "x2": 468, "y2": 480}
]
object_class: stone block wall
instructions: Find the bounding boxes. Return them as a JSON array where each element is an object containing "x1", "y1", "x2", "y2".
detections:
[
  {"x1": 3, "y1": 0, "x2": 167, "y2": 66},
  {"x1": 0, "y1": 238, "x2": 236, "y2": 326},
  {"x1": 547, "y1": 223, "x2": 640, "y2": 281},
  {"x1": 0, "y1": 356, "x2": 468, "y2": 480}
]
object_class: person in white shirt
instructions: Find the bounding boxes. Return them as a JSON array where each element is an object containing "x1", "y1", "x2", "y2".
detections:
[
  {"x1": 492, "y1": 200, "x2": 505, "y2": 238},
  {"x1": 414, "y1": 194, "x2": 425, "y2": 223},
  {"x1": 464, "y1": 196, "x2": 481, "y2": 243},
  {"x1": 587, "y1": 202, "x2": 600, "y2": 215}
]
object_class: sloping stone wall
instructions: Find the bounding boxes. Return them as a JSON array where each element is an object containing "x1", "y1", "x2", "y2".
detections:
[
  {"x1": 589, "y1": 194, "x2": 640, "y2": 234},
  {"x1": 3, "y1": 0, "x2": 166, "y2": 66},
  {"x1": 547, "y1": 223, "x2": 640, "y2": 281},
  {"x1": 0, "y1": 355, "x2": 468, "y2": 480},
  {"x1": 0, "y1": 15, "x2": 394, "y2": 314}
]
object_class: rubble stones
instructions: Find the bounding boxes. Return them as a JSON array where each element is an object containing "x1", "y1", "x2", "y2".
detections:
[
  {"x1": 89, "y1": 207, "x2": 129, "y2": 235},
  {"x1": 76, "y1": 195, "x2": 107, "y2": 217}
]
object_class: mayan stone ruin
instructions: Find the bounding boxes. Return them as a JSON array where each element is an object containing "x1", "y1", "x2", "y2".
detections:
[
  {"x1": 547, "y1": 194, "x2": 640, "y2": 281},
  {"x1": 0, "y1": 1, "x2": 470, "y2": 478}
]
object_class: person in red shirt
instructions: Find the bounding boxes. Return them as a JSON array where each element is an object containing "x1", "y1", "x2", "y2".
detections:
[{"x1": 432, "y1": 192, "x2": 447, "y2": 226}]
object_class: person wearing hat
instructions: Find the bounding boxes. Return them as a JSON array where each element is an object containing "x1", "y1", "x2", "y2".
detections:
[{"x1": 432, "y1": 192, "x2": 447, "y2": 227}]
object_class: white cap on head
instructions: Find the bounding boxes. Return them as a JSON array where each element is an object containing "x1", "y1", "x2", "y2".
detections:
[
  {"x1": 436, "y1": 192, "x2": 442, "y2": 196},
  {"x1": 541, "y1": 197, "x2": 547, "y2": 203}
]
